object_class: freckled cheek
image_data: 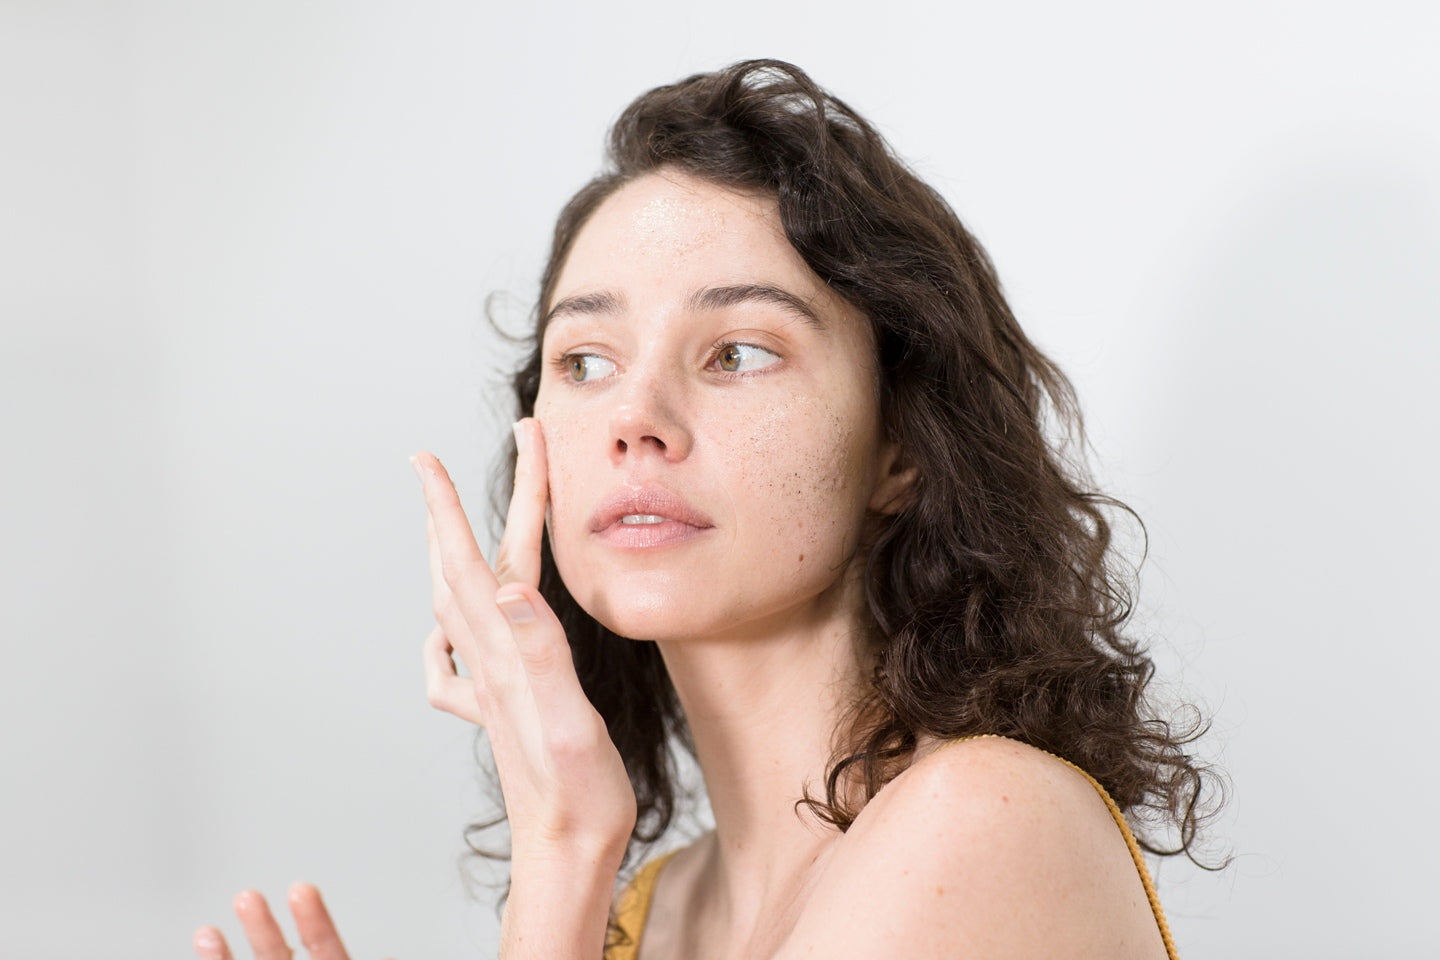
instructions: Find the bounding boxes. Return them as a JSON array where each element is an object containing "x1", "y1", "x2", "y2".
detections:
[{"x1": 712, "y1": 400, "x2": 866, "y2": 553}]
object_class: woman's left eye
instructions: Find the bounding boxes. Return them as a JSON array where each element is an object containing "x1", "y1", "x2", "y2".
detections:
[{"x1": 713, "y1": 343, "x2": 781, "y2": 373}]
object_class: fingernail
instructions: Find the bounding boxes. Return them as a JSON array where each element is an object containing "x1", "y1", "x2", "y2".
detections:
[
  {"x1": 512, "y1": 420, "x2": 528, "y2": 456},
  {"x1": 410, "y1": 454, "x2": 426, "y2": 487},
  {"x1": 496, "y1": 592, "x2": 536, "y2": 624}
]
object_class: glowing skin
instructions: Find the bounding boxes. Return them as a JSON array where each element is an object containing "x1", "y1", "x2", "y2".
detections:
[{"x1": 534, "y1": 169, "x2": 908, "y2": 643}]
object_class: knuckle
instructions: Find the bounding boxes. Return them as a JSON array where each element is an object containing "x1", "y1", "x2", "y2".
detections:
[
  {"x1": 440, "y1": 555, "x2": 478, "y2": 588},
  {"x1": 425, "y1": 683, "x2": 447, "y2": 710},
  {"x1": 471, "y1": 679, "x2": 497, "y2": 714},
  {"x1": 521, "y1": 632, "x2": 578, "y2": 680},
  {"x1": 543, "y1": 721, "x2": 601, "y2": 761},
  {"x1": 482, "y1": 664, "x2": 520, "y2": 700},
  {"x1": 518, "y1": 640, "x2": 562, "y2": 675},
  {"x1": 431, "y1": 593, "x2": 454, "y2": 625},
  {"x1": 430, "y1": 579, "x2": 452, "y2": 609}
]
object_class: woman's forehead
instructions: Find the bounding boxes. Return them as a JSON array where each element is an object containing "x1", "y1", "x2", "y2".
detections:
[{"x1": 551, "y1": 171, "x2": 834, "y2": 318}]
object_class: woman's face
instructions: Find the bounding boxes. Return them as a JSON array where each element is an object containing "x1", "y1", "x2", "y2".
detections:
[{"x1": 533, "y1": 169, "x2": 907, "y2": 642}]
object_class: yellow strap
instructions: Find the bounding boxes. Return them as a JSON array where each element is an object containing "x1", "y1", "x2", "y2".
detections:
[
  {"x1": 938, "y1": 734, "x2": 1180, "y2": 960},
  {"x1": 609, "y1": 848, "x2": 679, "y2": 960}
]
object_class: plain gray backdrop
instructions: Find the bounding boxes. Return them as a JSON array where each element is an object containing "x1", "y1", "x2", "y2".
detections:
[{"x1": 2, "y1": 1, "x2": 1437, "y2": 957}]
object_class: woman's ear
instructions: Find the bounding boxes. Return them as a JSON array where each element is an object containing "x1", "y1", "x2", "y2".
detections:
[{"x1": 868, "y1": 440, "x2": 918, "y2": 515}]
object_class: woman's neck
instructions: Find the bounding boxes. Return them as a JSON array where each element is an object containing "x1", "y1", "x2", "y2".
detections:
[{"x1": 652, "y1": 584, "x2": 871, "y2": 935}]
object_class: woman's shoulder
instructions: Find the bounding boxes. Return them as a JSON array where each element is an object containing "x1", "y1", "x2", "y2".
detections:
[
  {"x1": 777, "y1": 735, "x2": 1171, "y2": 960},
  {"x1": 867, "y1": 734, "x2": 1100, "y2": 817},
  {"x1": 837, "y1": 735, "x2": 1128, "y2": 882}
]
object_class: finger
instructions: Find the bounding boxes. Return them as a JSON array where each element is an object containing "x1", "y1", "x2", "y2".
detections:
[
  {"x1": 193, "y1": 926, "x2": 235, "y2": 960},
  {"x1": 233, "y1": 890, "x2": 293, "y2": 960},
  {"x1": 423, "y1": 624, "x2": 485, "y2": 724},
  {"x1": 426, "y1": 508, "x2": 481, "y2": 672},
  {"x1": 288, "y1": 883, "x2": 351, "y2": 960},
  {"x1": 412, "y1": 452, "x2": 513, "y2": 666},
  {"x1": 426, "y1": 508, "x2": 446, "y2": 609},
  {"x1": 493, "y1": 418, "x2": 549, "y2": 587},
  {"x1": 493, "y1": 583, "x2": 588, "y2": 718}
]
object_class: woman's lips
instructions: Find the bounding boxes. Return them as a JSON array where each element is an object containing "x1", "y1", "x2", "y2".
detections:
[
  {"x1": 595, "y1": 518, "x2": 712, "y2": 548},
  {"x1": 588, "y1": 486, "x2": 714, "y2": 548}
]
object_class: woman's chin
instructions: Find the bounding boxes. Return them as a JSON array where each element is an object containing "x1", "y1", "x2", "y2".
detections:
[
  {"x1": 578, "y1": 590, "x2": 705, "y2": 642},
  {"x1": 562, "y1": 577, "x2": 741, "y2": 642},
  {"x1": 557, "y1": 562, "x2": 714, "y2": 640}
]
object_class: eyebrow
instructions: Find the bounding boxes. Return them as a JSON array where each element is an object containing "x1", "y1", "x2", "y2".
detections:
[
  {"x1": 686, "y1": 283, "x2": 827, "y2": 330},
  {"x1": 544, "y1": 290, "x2": 626, "y2": 327},
  {"x1": 543, "y1": 283, "x2": 827, "y2": 331}
]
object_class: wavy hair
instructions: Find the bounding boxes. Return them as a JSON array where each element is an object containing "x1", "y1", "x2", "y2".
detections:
[{"x1": 470, "y1": 59, "x2": 1223, "y2": 928}]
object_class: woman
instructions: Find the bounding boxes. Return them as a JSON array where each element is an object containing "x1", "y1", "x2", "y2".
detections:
[{"x1": 194, "y1": 59, "x2": 1215, "y2": 960}]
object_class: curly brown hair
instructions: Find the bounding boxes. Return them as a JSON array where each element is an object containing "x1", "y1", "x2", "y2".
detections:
[{"x1": 471, "y1": 59, "x2": 1222, "y2": 903}]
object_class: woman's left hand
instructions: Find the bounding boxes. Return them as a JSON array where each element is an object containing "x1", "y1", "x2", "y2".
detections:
[{"x1": 192, "y1": 884, "x2": 374, "y2": 960}]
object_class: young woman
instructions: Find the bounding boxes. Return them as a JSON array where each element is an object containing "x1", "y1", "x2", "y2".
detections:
[{"x1": 194, "y1": 59, "x2": 1215, "y2": 960}]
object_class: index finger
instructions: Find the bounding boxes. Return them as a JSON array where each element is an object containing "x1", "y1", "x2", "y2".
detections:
[
  {"x1": 412, "y1": 451, "x2": 500, "y2": 590},
  {"x1": 411, "y1": 451, "x2": 511, "y2": 660}
]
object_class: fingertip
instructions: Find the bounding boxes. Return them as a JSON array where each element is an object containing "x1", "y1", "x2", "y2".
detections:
[
  {"x1": 231, "y1": 889, "x2": 261, "y2": 913},
  {"x1": 494, "y1": 582, "x2": 529, "y2": 603},
  {"x1": 512, "y1": 419, "x2": 529, "y2": 456},
  {"x1": 527, "y1": 417, "x2": 549, "y2": 459},
  {"x1": 288, "y1": 880, "x2": 322, "y2": 905},
  {"x1": 411, "y1": 451, "x2": 439, "y2": 489},
  {"x1": 193, "y1": 925, "x2": 231, "y2": 960},
  {"x1": 495, "y1": 585, "x2": 537, "y2": 624}
]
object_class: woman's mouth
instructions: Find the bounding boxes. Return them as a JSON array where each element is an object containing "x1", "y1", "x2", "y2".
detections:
[{"x1": 589, "y1": 487, "x2": 715, "y2": 548}]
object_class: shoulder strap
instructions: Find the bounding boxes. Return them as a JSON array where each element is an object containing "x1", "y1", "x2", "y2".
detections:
[
  {"x1": 940, "y1": 734, "x2": 1179, "y2": 960},
  {"x1": 609, "y1": 849, "x2": 680, "y2": 960}
]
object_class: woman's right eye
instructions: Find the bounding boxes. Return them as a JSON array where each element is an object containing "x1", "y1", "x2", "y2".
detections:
[{"x1": 561, "y1": 353, "x2": 617, "y2": 383}]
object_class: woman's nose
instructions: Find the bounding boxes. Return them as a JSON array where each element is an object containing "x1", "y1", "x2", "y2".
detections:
[{"x1": 608, "y1": 369, "x2": 693, "y2": 465}]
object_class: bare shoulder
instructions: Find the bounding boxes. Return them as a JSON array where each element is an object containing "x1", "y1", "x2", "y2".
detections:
[{"x1": 777, "y1": 737, "x2": 1170, "y2": 960}]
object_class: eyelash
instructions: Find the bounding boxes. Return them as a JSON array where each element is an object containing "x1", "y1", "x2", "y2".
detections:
[{"x1": 550, "y1": 340, "x2": 781, "y2": 383}]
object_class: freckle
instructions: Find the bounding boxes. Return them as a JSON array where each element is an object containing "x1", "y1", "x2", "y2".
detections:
[{"x1": 798, "y1": 553, "x2": 804, "y2": 562}]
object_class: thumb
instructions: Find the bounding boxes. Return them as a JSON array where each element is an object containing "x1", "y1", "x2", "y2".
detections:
[{"x1": 493, "y1": 585, "x2": 583, "y2": 701}]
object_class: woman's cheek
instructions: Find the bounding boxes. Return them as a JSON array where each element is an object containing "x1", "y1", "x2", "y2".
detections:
[
  {"x1": 721, "y1": 394, "x2": 863, "y2": 559},
  {"x1": 534, "y1": 405, "x2": 588, "y2": 550}
]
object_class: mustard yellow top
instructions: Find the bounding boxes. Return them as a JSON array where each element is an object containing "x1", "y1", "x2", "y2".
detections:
[{"x1": 609, "y1": 735, "x2": 1179, "y2": 960}]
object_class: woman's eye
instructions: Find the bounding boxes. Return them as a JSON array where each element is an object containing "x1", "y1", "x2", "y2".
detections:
[
  {"x1": 563, "y1": 354, "x2": 617, "y2": 382},
  {"x1": 715, "y1": 343, "x2": 780, "y2": 373}
]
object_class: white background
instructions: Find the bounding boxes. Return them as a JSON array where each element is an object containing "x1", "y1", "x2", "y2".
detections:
[{"x1": 2, "y1": 2, "x2": 1437, "y2": 958}]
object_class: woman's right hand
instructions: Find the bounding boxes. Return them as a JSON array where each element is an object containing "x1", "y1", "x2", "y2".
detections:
[{"x1": 413, "y1": 418, "x2": 637, "y2": 860}]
